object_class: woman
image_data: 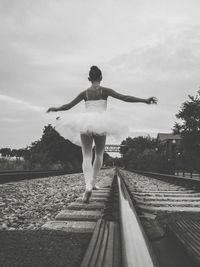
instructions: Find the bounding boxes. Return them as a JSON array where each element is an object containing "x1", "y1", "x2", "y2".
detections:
[{"x1": 47, "y1": 66, "x2": 157, "y2": 203}]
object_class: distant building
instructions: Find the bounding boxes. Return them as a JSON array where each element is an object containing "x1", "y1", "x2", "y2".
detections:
[
  {"x1": 157, "y1": 133, "x2": 181, "y2": 156},
  {"x1": 157, "y1": 133, "x2": 181, "y2": 143},
  {"x1": 157, "y1": 133, "x2": 182, "y2": 174}
]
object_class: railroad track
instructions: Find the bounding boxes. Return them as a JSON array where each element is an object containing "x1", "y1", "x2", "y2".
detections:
[
  {"x1": 41, "y1": 168, "x2": 200, "y2": 266},
  {"x1": 1, "y1": 167, "x2": 200, "y2": 266},
  {"x1": 121, "y1": 169, "x2": 200, "y2": 215},
  {"x1": 41, "y1": 168, "x2": 158, "y2": 266},
  {"x1": 0, "y1": 169, "x2": 80, "y2": 183},
  {"x1": 118, "y1": 169, "x2": 200, "y2": 267}
]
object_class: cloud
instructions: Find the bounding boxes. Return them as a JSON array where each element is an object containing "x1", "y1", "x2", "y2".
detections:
[
  {"x1": 0, "y1": 94, "x2": 45, "y2": 112},
  {"x1": 106, "y1": 27, "x2": 200, "y2": 104},
  {"x1": 1, "y1": 0, "x2": 200, "y2": 148},
  {"x1": 0, "y1": 93, "x2": 55, "y2": 148},
  {"x1": 103, "y1": 27, "x2": 200, "y2": 138},
  {"x1": 109, "y1": 27, "x2": 200, "y2": 78}
]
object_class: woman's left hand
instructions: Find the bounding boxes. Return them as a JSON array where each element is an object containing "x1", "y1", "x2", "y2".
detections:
[{"x1": 146, "y1": 97, "x2": 158, "y2": 104}]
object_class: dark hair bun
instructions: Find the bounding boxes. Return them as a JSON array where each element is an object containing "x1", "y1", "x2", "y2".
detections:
[
  {"x1": 91, "y1": 66, "x2": 99, "y2": 71},
  {"x1": 89, "y1": 65, "x2": 102, "y2": 81}
]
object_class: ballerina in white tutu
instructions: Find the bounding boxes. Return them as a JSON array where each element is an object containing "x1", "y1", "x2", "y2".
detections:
[{"x1": 47, "y1": 66, "x2": 157, "y2": 203}]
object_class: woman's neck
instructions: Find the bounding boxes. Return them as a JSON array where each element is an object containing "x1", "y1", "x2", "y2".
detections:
[{"x1": 91, "y1": 81, "x2": 101, "y2": 88}]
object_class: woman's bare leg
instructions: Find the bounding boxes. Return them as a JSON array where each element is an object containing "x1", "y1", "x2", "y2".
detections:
[
  {"x1": 92, "y1": 135, "x2": 106, "y2": 187},
  {"x1": 80, "y1": 134, "x2": 93, "y2": 192}
]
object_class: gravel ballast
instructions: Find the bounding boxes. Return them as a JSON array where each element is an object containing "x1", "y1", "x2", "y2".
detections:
[
  {"x1": 0, "y1": 169, "x2": 112, "y2": 230},
  {"x1": 0, "y1": 169, "x2": 113, "y2": 267},
  {"x1": 0, "y1": 229, "x2": 91, "y2": 267}
]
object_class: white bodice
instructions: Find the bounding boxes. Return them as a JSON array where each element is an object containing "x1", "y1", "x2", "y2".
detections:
[{"x1": 85, "y1": 99, "x2": 107, "y2": 113}]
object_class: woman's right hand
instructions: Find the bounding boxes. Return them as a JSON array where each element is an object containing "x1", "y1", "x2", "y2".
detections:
[{"x1": 46, "y1": 107, "x2": 58, "y2": 113}]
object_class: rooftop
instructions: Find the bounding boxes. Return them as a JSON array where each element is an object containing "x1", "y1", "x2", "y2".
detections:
[{"x1": 157, "y1": 133, "x2": 181, "y2": 142}]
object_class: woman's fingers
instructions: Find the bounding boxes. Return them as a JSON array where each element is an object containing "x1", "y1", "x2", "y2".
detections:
[
  {"x1": 46, "y1": 107, "x2": 56, "y2": 113},
  {"x1": 147, "y1": 97, "x2": 158, "y2": 104},
  {"x1": 151, "y1": 97, "x2": 158, "y2": 104}
]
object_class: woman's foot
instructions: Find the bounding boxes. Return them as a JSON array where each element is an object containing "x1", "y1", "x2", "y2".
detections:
[
  {"x1": 93, "y1": 185, "x2": 100, "y2": 190},
  {"x1": 82, "y1": 190, "x2": 92, "y2": 203}
]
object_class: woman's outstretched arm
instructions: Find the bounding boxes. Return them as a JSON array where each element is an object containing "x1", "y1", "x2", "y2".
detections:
[
  {"x1": 47, "y1": 91, "x2": 85, "y2": 112},
  {"x1": 106, "y1": 88, "x2": 157, "y2": 104}
]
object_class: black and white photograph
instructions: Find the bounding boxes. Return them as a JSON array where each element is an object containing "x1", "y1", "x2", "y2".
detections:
[{"x1": 0, "y1": 0, "x2": 200, "y2": 266}]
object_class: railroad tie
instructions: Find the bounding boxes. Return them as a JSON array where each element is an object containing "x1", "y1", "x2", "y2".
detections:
[
  {"x1": 42, "y1": 175, "x2": 114, "y2": 233},
  {"x1": 42, "y1": 188, "x2": 111, "y2": 233}
]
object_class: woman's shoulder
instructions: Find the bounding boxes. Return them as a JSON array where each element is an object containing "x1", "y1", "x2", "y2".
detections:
[
  {"x1": 100, "y1": 86, "x2": 115, "y2": 97},
  {"x1": 99, "y1": 86, "x2": 112, "y2": 99},
  {"x1": 80, "y1": 88, "x2": 89, "y2": 101}
]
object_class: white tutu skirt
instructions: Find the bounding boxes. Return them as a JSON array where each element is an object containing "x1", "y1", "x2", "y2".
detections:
[{"x1": 55, "y1": 110, "x2": 130, "y2": 146}]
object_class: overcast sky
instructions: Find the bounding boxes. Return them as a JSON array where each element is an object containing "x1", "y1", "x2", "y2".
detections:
[{"x1": 1, "y1": 0, "x2": 200, "y2": 149}]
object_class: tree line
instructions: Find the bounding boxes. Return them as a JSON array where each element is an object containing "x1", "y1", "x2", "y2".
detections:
[
  {"x1": 0, "y1": 125, "x2": 82, "y2": 171},
  {"x1": 173, "y1": 90, "x2": 200, "y2": 174},
  {"x1": 0, "y1": 125, "x2": 113, "y2": 171},
  {"x1": 117, "y1": 90, "x2": 200, "y2": 174}
]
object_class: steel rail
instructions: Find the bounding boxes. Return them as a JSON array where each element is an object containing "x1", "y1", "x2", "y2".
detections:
[
  {"x1": 117, "y1": 169, "x2": 159, "y2": 267},
  {"x1": 0, "y1": 169, "x2": 71, "y2": 174},
  {"x1": 80, "y1": 168, "x2": 159, "y2": 266},
  {"x1": 0, "y1": 169, "x2": 80, "y2": 184},
  {"x1": 130, "y1": 169, "x2": 200, "y2": 189}
]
